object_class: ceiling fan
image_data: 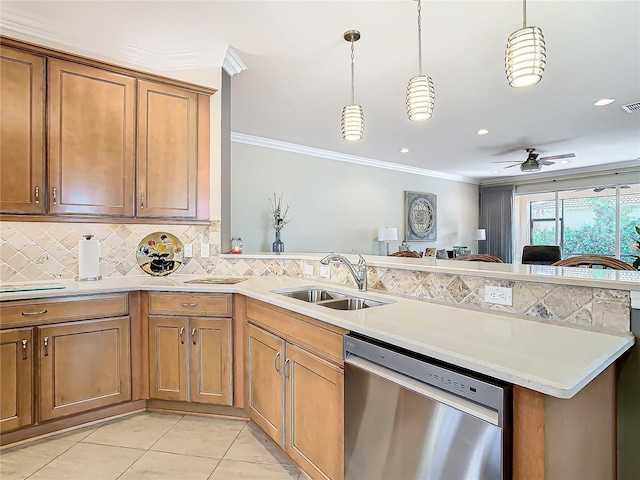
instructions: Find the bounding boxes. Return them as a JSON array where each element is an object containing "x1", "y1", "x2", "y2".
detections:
[{"x1": 492, "y1": 148, "x2": 576, "y2": 172}]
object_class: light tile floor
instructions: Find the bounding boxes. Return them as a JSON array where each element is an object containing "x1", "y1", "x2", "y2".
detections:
[{"x1": 0, "y1": 413, "x2": 302, "y2": 480}]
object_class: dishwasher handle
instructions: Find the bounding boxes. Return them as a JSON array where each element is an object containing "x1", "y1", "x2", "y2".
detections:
[{"x1": 345, "y1": 354, "x2": 501, "y2": 427}]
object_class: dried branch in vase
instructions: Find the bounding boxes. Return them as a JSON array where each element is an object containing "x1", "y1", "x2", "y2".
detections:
[{"x1": 268, "y1": 193, "x2": 292, "y2": 232}]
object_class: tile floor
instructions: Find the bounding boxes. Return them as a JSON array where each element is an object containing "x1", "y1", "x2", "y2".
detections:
[{"x1": 0, "y1": 413, "x2": 303, "y2": 480}]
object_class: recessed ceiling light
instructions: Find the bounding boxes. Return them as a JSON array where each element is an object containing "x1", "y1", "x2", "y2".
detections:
[
  {"x1": 476, "y1": 129, "x2": 490, "y2": 135},
  {"x1": 399, "y1": 147, "x2": 409, "y2": 153},
  {"x1": 491, "y1": 170, "x2": 500, "y2": 174},
  {"x1": 593, "y1": 98, "x2": 615, "y2": 107},
  {"x1": 560, "y1": 160, "x2": 570, "y2": 164}
]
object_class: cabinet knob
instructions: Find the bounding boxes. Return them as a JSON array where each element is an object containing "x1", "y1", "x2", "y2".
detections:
[
  {"x1": 140, "y1": 193, "x2": 144, "y2": 208},
  {"x1": 21, "y1": 309, "x2": 48, "y2": 316},
  {"x1": 22, "y1": 339, "x2": 28, "y2": 360},
  {"x1": 179, "y1": 326, "x2": 185, "y2": 345},
  {"x1": 284, "y1": 358, "x2": 291, "y2": 380},
  {"x1": 180, "y1": 303, "x2": 198, "y2": 308},
  {"x1": 43, "y1": 336, "x2": 49, "y2": 356},
  {"x1": 52, "y1": 188, "x2": 57, "y2": 205},
  {"x1": 191, "y1": 328, "x2": 197, "y2": 345},
  {"x1": 35, "y1": 186, "x2": 40, "y2": 204}
]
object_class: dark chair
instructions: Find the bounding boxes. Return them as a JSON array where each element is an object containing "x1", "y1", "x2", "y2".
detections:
[
  {"x1": 552, "y1": 255, "x2": 636, "y2": 270},
  {"x1": 522, "y1": 245, "x2": 561, "y2": 265}
]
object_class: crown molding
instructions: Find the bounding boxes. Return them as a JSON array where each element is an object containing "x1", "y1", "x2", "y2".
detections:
[
  {"x1": 0, "y1": 6, "x2": 69, "y2": 46},
  {"x1": 223, "y1": 46, "x2": 247, "y2": 76},
  {"x1": 231, "y1": 133, "x2": 479, "y2": 184}
]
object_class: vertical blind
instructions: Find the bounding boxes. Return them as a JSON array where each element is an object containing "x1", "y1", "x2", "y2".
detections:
[{"x1": 479, "y1": 185, "x2": 514, "y2": 263}]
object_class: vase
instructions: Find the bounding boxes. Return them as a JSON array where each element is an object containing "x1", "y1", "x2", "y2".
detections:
[{"x1": 272, "y1": 230, "x2": 284, "y2": 253}]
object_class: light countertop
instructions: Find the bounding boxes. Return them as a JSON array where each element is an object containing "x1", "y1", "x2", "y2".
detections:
[{"x1": 1, "y1": 275, "x2": 634, "y2": 399}]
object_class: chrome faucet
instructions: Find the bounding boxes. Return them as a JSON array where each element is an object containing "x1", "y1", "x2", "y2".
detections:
[{"x1": 320, "y1": 253, "x2": 368, "y2": 292}]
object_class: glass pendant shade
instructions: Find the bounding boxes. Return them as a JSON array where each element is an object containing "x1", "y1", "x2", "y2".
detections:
[
  {"x1": 505, "y1": 26, "x2": 546, "y2": 87},
  {"x1": 341, "y1": 104, "x2": 364, "y2": 141},
  {"x1": 406, "y1": 75, "x2": 435, "y2": 121}
]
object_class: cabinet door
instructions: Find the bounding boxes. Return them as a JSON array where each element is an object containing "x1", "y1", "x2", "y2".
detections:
[
  {"x1": 48, "y1": 59, "x2": 136, "y2": 216},
  {"x1": 137, "y1": 80, "x2": 198, "y2": 218},
  {"x1": 0, "y1": 46, "x2": 45, "y2": 214},
  {"x1": 286, "y1": 344, "x2": 344, "y2": 480},
  {"x1": 189, "y1": 318, "x2": 232, "y2": 405},
  {"x1": 245, "y1": 322, "x2": 285, "y2": 448},
  {"x1": 0, "y1": 328, "x2": 33, "y2": 433},
  {"x1": 149, "y1": 316, "x2": 188, "y2": 401},
  {"x1": 39, "y1": 317, "x2": 131, "y2": 421}
]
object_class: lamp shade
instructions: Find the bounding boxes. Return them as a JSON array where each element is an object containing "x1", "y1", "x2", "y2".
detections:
[
  {"x1": 471, "y1": 229, "x2": 486, "y2": 241},
  {"x1": 378, "y1": 227, "x2": 398, "y2": 242},
  {"x1": 505, "y1": 26, "x2": 546, "y2": 88}
]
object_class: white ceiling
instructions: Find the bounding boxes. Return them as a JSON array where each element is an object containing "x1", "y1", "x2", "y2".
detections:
[{"x1": 2, "y1": 1, "x2": 639, "y2": 183}]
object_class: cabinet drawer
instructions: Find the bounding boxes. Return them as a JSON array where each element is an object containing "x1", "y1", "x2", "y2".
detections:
[
  {"x1": 148, "y1": 292, "x2": 232, "y2": 317},
  {"x1": 246, "y1": 299, "x2": 347, "y2": 366},
  {"x1": 0, "y1": 294, "x2": 129, "y2": 328}
]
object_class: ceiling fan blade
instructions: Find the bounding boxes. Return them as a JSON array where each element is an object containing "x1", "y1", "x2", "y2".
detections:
[
  {"x1": 539, "y1": 160, "x2": 555, "y2": 166},
  {"x1": 538, "y1": 153, "x2": 576, "y2": 161},
  {"x1": 491, "y1": 160, "x2": 521, "y2": 164},
  {"x1": 504, "y1": 163, "x2": 522, "y2": 169}
]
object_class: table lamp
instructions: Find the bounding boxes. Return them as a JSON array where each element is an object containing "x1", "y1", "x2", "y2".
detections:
[
  {"x1": 471, "y1": 228, "x2": 486, "y2": 253},
  {"x1": 378, "y1": 227, "x2": 398, "y2": 256}
]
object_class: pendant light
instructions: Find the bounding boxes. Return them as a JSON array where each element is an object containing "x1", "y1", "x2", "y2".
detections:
[
  {"x1": 505, "y1": 0, "x2": 546, "y2": 87},
  {"x1": 406, "y1": 0, "x2": 435, "y2": 121},
  {"x1": 341, "y1": 30, "x2": 364, "y2": 141}
]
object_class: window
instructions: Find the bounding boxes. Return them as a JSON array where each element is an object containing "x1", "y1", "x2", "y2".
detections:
[{"x1": 517, "y1": 184, "x2": 639, "y2": 263}]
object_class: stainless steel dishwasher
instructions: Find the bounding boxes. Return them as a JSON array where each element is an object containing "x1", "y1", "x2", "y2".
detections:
[{"x1": 344, "y1": 334, "x2": 511, "y2": 480}]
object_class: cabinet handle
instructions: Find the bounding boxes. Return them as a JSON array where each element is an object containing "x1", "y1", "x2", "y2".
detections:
[
  {"x1": 35, "y1": 186, "x2": 40, "y2": 204},
  {"x1": 180, "y1": 303, "x2": 198, "y2": 308},
  {"x1": 140, "y1": 193, "x2": 144, "y2": 208},
  {"x1": 52, "y1": 187, "x2": 57, "y2": 205},
  {"x1": 179, "y1": 327, "x2": 185, "y2": 344},
  {"x1": 21, "y1": 310, "x2": 48, "y2": 316},
  {"x1": 43, "y1": 336, "x2": 49, "y2": 356},
  {"x1": 274, "y1": 351, "x2": 281, "y2": 373},
  {"x1": 191, "y1": 328, "x2": 196, "y2": 345},
  {"x1": 22, "y1": 339, "x2": 28, "y2": 360},
  {"x1": 284, "y1": 358, "x2": 291, "y2": 380}
]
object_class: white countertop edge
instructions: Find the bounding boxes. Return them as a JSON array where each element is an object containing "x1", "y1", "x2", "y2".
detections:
[
  {"x1": 1, "y1": 275, "x2": 635, "y2": 399},
  {"x1": 220, "y1": 253, "x2": 640, "y2": 290}
]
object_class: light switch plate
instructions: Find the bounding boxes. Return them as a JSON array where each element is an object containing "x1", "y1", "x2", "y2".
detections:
[
  {"x1": 184, "y1": 243, "x2": 193, "y2": 258},
  {"x1": 320, "y1": 266, "x2": 331, "y2": 278},
  {"x1": 304, "y1": 264, "x2": 314, "y2": 276},
  {"x1": 201, "y1": 243, "x2": 210, "y2": 258}
]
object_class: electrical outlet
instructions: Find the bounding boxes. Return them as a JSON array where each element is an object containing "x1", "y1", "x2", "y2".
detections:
[
  {"x1": 184, "y1": 243, "x2": 193, "y2": 258},
  {"x1": 484, "y1": 286, "x2": 513, "y2": 306},
  {"x1": 320, "y1": 266, "x2": 331, "y2": 278},
  {"x1": 201, "y1": 243, "x2": 210, "y2": 258},
  {"x1": 304, "y1": 264, "x2": 314, "y2": 276}
]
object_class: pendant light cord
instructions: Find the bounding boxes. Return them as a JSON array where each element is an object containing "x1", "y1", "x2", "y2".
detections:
[
  {"x1": 350, "y1": 41, "x2": 355, "y2": 104},
  {"x1": 417, "y1": 0, "x2": 423, "y2": 75},
  {"x1": 522, "y1": 0, "x2": 527, "y2": 28}
]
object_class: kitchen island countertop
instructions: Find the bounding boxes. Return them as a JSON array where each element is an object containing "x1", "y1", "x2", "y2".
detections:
[{"x1": 1, "y1": 274, "x2": 634, "y2": 399}]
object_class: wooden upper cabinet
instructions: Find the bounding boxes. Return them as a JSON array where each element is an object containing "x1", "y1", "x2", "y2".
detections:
[
  {"x1": 137, "y1": 80, "x2": 198, "y2": 219},
  {"x1": 47, "y1": 59, "x2": 136, "y2": 216},
  {"x1": 0, "y1": 46, "x2": 45, "y2": 214}
]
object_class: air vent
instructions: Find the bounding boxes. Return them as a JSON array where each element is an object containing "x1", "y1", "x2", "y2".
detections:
[{"x1": 621, "y1": 102, "x2": 640, "y2": 113}]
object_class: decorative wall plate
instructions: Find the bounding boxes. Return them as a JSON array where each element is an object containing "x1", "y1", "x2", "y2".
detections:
[
  {"x1": 136, "y1": 232, "x2": 184, "y2": 276},
  {"x1": 405, "y1": 191, "x2": 437, "y2": 241}
]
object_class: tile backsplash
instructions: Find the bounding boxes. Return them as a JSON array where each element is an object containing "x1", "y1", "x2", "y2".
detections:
[
  {"x1": 0, "y1": 221, "x2": 221, "y2": 281},
  {"x1": 0, "y1": 221, "x2": 631, "y2": 334}
]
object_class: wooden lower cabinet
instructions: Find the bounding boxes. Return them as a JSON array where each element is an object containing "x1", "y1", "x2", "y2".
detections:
[
  {"x1": 0, "y1": 328, "x2": 33, "y2": 433},
  {"x1": 149, "y1": 316, "x2": 232, "y2": 405},
  {"x1": 38, "y1": 317, "x2": 131, "y2": 422},
  {"x1": 245, "y1": 316, "x2": 345, "y2": 480},
  {"x1": 245, "y1": 322, "x2": 285, "y2": 447}
]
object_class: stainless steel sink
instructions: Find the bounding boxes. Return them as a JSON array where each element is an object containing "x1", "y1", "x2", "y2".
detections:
[
  {"x1": 279, "y1": 288, "x2": 343, "y2": 303},
  {"x1": 320, "y1": 297, "x2": 386, "y2": 310},
  {"x1": 271, "y1": 286, "x2": 394, "y2": 310}
]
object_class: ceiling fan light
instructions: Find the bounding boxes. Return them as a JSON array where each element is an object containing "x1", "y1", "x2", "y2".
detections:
[
  {"x1": 341, "y1": 104, "x2": 364, "y2": 141},
  {"x1": 407, "y1": 75, "x2": 435, "y2": 121},
  {"x1": 506, "y1": 26, "x2": 546, "y2": 88},
  {"x1": 520, "y1": 161, "x2": 541, "y2": 172}
]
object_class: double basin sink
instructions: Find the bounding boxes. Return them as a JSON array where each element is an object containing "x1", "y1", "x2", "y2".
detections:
[{"x1": 272, "y1": 286, "x2": 395, "y2": 310}]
